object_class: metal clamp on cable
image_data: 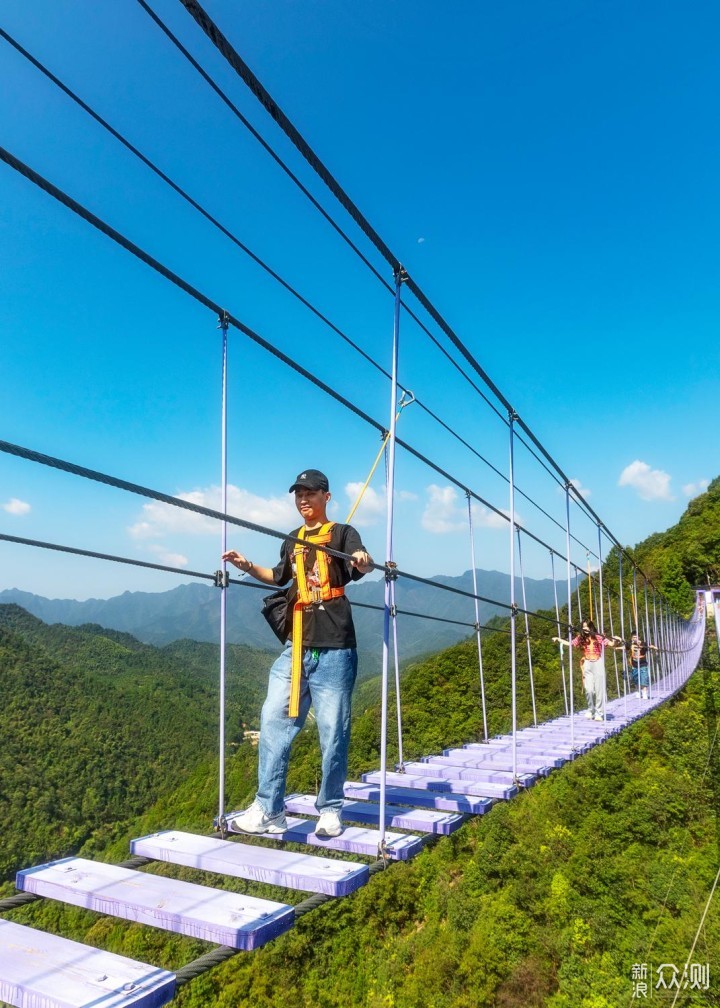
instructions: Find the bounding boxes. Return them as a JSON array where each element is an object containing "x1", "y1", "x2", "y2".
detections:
[
  {"x1": 385, "y1": 560, "x2": 398, "y2": 582},
  {"x1": 213, "y1": 569, "x2": 229, "y2": 588},
  {"x1": 510, "y1": 602, "x2": 519, "y2": 618}
]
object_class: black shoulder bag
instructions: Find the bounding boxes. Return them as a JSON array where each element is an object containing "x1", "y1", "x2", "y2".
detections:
[{"x1": 261, "y1": 588, "x2": 292, "y2": 643}]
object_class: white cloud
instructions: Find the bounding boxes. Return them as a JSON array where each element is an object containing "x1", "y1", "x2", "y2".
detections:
[
  {"x1": 421, "y1": 485, "x2": 511, "y2": 534},
  {"x1": 682, "y1": 479, "x2": 709, "y2": 498},
  {"x1": 3, "y1": 497, "x2": 31, "y2": 515},
  {"x1": 343, "y1": 482, "x2": 417, "y2": 527},
  {"x1": 145, "y1": 544, "x2": 189, "y2": 568},
  {"x1": 417, "y1": 237, "x2": 426, "y2": 244},
  {"x1": 618, "y1": 460, "x2": 674, "y2": 501},
  {"x1": 128, "y1": 484, "x2": 297, "y2": 540}
]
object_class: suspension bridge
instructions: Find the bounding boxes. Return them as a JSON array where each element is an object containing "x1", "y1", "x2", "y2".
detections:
[{"x1": 0, "y1": 3, "x2": 715, "y2": 1005}]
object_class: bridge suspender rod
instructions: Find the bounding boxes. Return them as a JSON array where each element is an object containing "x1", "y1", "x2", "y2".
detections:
[
  {"x1": 507, "y1": 411, "x2": 519, "y2": 779},
  {"x1": 643, "y1": 580, "x2": 653, "y2": 700},
  {"x1": 384, "y1": 430, "x2": 405, "y2": 772},
  {"x1": 564, "y1": 485, "x2": 575, "y2": 750},
  {"x1": 467, "y1": 491, "x2": 489, "y2": 742},
  {"x1": 618, "y1": 555, "x2": 629, "y2": 713},
  {"x1": 378, "y1": 266, "x2": 405, "y2": 856},
  {"x1": 606, "y1": 584, "x2": 621, "y2": 702},
  {"x1": 516, "y1": 528, "x2": 537, "y2": 727},
  {"x1": 550, "y1": 550, "x2": 569, "y2": 716},
  {"x1": 217, "y1": 312, "x2": 230, "y2": 833}
]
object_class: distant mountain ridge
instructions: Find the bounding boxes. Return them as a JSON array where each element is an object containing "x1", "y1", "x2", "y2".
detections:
[{"x1": 0, "y1": 569, "x2": 560, "y2": 661}]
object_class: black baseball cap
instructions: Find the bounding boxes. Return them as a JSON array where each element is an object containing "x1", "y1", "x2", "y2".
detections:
[{"x1": 289, "y1": 469, "x2": 330, "y2": 493}]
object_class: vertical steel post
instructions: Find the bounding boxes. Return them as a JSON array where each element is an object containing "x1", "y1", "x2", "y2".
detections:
[
  {"x1": 467, "y1": 491, "x2": 489, "y2": 742},
  {"x1": 551, "y1": 550, "x2": 569, "y2": 715},
  {"x1": 217, "y1": 310, "x2": 229, "y2": 830},
  {"x1": 508, "y1": 410, "x2": 519, "y2": 778},
  {"x1": 378, "y1": 266, "x2": 405, "y2": 854},
  {"x1": 564, "y1": 485, "x2": 575, "y2": 748},
  {"x1": 516, "y1": 528, "x2": 537, "y2": 726}
]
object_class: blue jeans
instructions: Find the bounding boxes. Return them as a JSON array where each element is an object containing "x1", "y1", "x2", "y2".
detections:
[
  {"x1": 630, "y1": 664, "x2": 650, "y2": 688},
  {"x1": 256, "y1": 644, "x2": 357, "y2": 816}
]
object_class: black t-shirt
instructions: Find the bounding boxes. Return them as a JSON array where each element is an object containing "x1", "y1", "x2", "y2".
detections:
[
  {"x1": 627, "y1": 640, "x2": 649, "y2": 667},
  {"x1": 271, "y1": 522, "x2": 367, "y2": 648}
]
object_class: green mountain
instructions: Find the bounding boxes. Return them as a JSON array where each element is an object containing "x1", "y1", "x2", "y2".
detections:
[
  {"x1": 2, "y1": 481, "x2": 719, "y2": 1007},
  {"x1": 0, "y1": 605, "x2": 271, "y2": 880}
]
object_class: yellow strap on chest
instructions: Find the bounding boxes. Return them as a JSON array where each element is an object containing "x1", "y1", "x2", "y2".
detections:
[{"x1": 289, "y1": 522, "x2": 344, "y2": 717}]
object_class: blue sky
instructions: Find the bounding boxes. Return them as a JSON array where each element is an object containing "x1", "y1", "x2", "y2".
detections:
[{"x1": 1, "y1": 0, "x2": 717, "y2": 600}]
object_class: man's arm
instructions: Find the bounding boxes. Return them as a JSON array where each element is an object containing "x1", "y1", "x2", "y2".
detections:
[{"x1": 222, "y1": 550, "x2": 277, "y2": 586}]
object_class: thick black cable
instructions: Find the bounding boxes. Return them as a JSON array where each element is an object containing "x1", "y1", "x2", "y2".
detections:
[
  {"x1": 175, "y1": 0, "x2": 635, "y2": 559},
  {"x1": 0, "y1": 29, "x2": 597, "y2": 563},
  {"x1": 0, "y1": 28, "x2": 404, "y2": 390},
  {"x1": 0, "y1": 145, "x2": 641, "y2": 589},
  {"x1": 0, "y1": 531, "x2": 234, "y2": 584},
  {"x1": 132, "y1": 1, "x2": 508, "y2": 426},
  {"x1": 0, "y1": 438, "x2": 359, "y2": 563},
  {"x1": 0, "y1": 530, "x2": 519, "y2": 633},
  {"x1": 0, "y1": 145, "x2": 595, "y2": 567},
  {"x1": 135, "y1": 0, "x2": 391, "y2": 294},
  {"x1": 0, "y1": 440, "x2": 567, "y2": 626},
  {"x1": 0, "y1": 28, "x2": 528, "y2": 514},
  {"x1": 175, "y1": 858, "x2": 390, "y2": 986}
]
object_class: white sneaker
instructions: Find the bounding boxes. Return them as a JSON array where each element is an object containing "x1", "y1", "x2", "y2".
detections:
[
  {"x1": 593, "y1": 714, "x2": 604, "y2": 722},
  {"x1": 584, "y1": 710, "x2": 594, "y2": 719},
  {"x1": 227, "y1": 800, "x2": 287, "y2": 834},
  {"x1": 315, "y1": 810, "x2": 343, "y2": 838},
  {"x1": 641, "y1": 687, "x2": 649, "y2": 700}
]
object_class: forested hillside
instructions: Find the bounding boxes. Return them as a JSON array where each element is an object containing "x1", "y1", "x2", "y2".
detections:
[
  {"x1": 0, "y1": 605, "x2": 272, "y2": 880},
  {"x1": 628, "y1": 476, "x2": 720, "y2": 617},
  {"x1": 1, "y1": 481, "x2": 719, "y2": 1007}
]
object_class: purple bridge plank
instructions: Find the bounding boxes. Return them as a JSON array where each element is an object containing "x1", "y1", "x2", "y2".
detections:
[
  {"x1": 284, "y1": 793, "x2": 466, "y2": 835},
  {"x1": 227, "y1": 815, "x2": 425, "y2": 861},
  {"x1": 362, "y1": 770, "x2": 524, "y2": 800},
  {"x1": 463, "y1": 739, "x2": 578, "y2": 758},
  {"x1": 440, "y1": 748, "x2": 567, "y2": 770},
  {"x1": 0, "y1": 918, "x2": 175, "y2": 1008},
  {"x1": 17, "y1": 858, "x2": 293, "y2": 951},
  {"x1": 131, "y1": 830, "x2": 369, "y2": 897},
  {"x1": 400, "y1": 761, "x2": 523, "y2": 785},
  {"x1": 345, "y1": 780, "x2": 494, "y2": 814},
  {"x1": 422, "y1": 756, "x2": 553, "y2": 778}
]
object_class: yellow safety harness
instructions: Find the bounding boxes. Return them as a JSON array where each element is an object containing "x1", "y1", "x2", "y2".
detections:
[{"x1": 289, "y1": 521, "x2": 345, "y2": 717}]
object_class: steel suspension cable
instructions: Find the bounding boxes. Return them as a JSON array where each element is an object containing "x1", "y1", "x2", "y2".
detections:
[
  {"x1": 174, "y1": 0, "x2": 650, "y2": 565},
  {"x1": 0, "y1": 143, "x2": 613, "y2": 607},
  {"x1": 5, "y1": 24, "x2": 526, "y2": 498},
  {"x1": 1, "y1": 530, "x2": 519, "y2": 638}
]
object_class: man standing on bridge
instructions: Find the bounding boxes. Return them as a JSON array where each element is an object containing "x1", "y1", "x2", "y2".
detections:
[{"x1": 222, "y1": 468, "x2": 373, "y2": 839}]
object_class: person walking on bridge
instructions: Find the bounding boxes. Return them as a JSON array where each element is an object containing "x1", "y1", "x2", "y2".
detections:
[
  {"x1": 553, "y1": 619, "x2": 620, "y2": 721},
  {"x1": 222, "y1": 468, "x2": 373, "y2": 839}
]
